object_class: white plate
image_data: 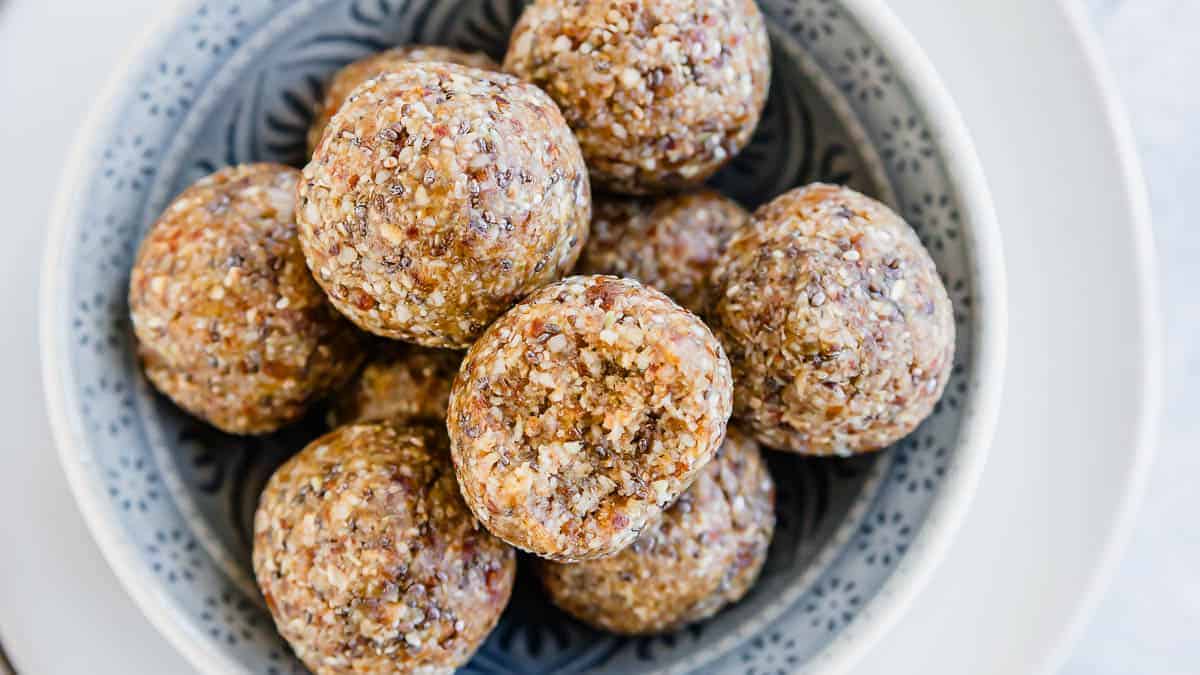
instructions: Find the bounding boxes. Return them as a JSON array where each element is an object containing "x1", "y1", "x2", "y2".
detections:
[
  {"x1": 852, "y1": 1, "x2": 1160, "y2": 673},
  {"x1": 0, "y1": 0, "x2": 1156, "y2": 673}
]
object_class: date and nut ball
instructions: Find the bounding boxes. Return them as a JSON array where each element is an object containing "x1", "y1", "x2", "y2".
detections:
[
  {"x1": 709, "y1": 183, "x2": 955, "y2": 456},
  {"x1": 447, "y1": 275, "x2": 733, "y2": 562},
  {"x1": 538, "y1": 427, "x2": 774, "y2": 634},
  {"x1": 253, "y1": 423, "x2": 516, "y2": 674},
  {"x1": 129, "y1": 163, "x2": 364, "y2": 435},
  {"x1": 327, "y1": 342, "x2": 461, "y2": 428},
  {"x1": 308, "y1": 46, "x2": 498, "y2": 154},
  {"x1": 576, "y1": 189, "x2": 749, "y2": 315},
  {"x1": 298, "y1": 61, "x2": 591, "y2": 348},
  {"x1": 504, "y1": 0, "x2": 771, "y2": 194}
]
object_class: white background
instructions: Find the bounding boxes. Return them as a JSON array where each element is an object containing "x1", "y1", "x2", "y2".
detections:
[{"x1": 0, "y1": 0, "x2": 1194, "y2": 673}]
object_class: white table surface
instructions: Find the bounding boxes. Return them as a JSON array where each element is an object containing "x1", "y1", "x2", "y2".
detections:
[{"x1": 0, "y1": 0, "x2": 1193, "y2": 673}]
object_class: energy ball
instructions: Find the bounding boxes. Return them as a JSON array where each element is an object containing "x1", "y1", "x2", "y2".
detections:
[
  {"x1": 504, "y1": 0, "x2": 771, "y2": 194},
  {"x1": 538, "y1": 427, "x2": 774, "y2": 634},
  {"x1": 678, "y1": 427, "x2": 776, "y2": 622},
  {"x1": 447, "y1": 275, "x2": 733, "y2": 562},
  {"x1": 308, "y1": 46, "x2": 498, "y2": 155},
  {"x1": 297, "y1": 62, "x2": 591, "y2": 348},
  {"x1": 253, "y1": 423, "x2": 516, "y2": 674},
  {"x1": 576, "y1": 189, "x2": 749, "y2": 315},
  {"x1": 709, "y1": 183, "x2": 955, "y2": 456},
  {"x1": 129, "y1": 163, "x2": 364, "y2": 435},
  {"x1": 327, "y1": 342, "x2": 461, "y2": 427}
]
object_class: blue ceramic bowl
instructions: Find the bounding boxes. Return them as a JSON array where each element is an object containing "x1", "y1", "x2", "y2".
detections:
[{"x1": 42, "y1": 0, "x2": 1005, "y2": 672}]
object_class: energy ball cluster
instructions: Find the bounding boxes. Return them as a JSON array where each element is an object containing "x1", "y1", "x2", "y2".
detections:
[
  {"x1": 129, "y1": 163, "x2": 363, "y2": 435},
  {"x1": 297, "y1": 62, "x2": 590, "y2": 348},
  {"x1": 447, "y1": 275, "x2": 733, "y2": 561},
  {"x1": 577, "y1": 189, "x2": 749, "y2": 315},
  {"x1": 709, "y1": 183, "x2": 956, "y2": 456},
  {"x1": 253, "y1": 423, "x2": 516, "y2": 674},
  {"x1": 504, "y1": 0, "x2": 771, "y2": 194},
  {"x1": 126, "y1": 3, "x2": 960, "y2": 669}
]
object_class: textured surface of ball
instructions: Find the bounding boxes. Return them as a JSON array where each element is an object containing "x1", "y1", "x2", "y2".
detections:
[
  {"x1": 538, "y1": 428, "x2": 774, "y2": 634},
  {"x1": 709, "y1": 183, "x2": 955, "y2": 455},
  {"x1": 298, "y1": 62, "x2": 591, "y2": 348},
  {"x1": 504, "y1": 0, "x2": 770, "y2": 194},
  {"x1": 576, "y1": 189, "x2": 749, "y2": 315},
  {"x1": 308, "y1": 46, "x2": 498, "y2": 154},
  {"x1": 327, "y1": 342, "x2": 461, "y2": 427},
  {"x1": 447, "y1": 275, "x2": 733, "y2": 561},
  {"x1": 129, "y1": 163, "x2": 364, "y2": 435},
  {"x1": 253, "y1": 423, "x2": 516, "y2": 674}
]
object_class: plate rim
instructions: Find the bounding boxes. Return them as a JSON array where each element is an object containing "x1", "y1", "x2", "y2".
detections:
[
  {"x1": 1034, "y1": 1, "x2": 1162, "y2": 671},
  {"x1": 37, "y1": 1, "x2": 1010, "y2": 674}
]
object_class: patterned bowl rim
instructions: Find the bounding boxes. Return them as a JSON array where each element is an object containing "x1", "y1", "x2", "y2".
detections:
[{"x1": 40, "y1": 0, "x2": 1007, "y2": 672}]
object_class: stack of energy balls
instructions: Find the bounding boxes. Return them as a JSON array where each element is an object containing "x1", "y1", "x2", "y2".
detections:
[{"x1": 127, "y1": 0, "x2": 955, "y2": 672}]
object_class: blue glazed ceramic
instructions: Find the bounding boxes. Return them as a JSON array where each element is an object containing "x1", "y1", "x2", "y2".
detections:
[{"x1": 42, "y1": 0, "x2": 1005, "y2": 673}]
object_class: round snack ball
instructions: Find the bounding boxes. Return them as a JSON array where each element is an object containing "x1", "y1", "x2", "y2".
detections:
[
  {"x1": 308, "y1": 46, "x2": 498, "y2": 155},
  {"x1": 709, "y1": 183, "x2": 956, "y2": 456},
  {"x1": 298, "y1": 62, "x2": 591, "y2": 348},
  {"x1": 576, "y1": 189, "x2": 749, "y2": 315},
  {"x1": 677, "y1": 427, "x2": 775, "y2": 622},
  {"x1": 327, "y1": 342, "x2": 461, "y2": 427},
  {"x1": 504, "y1": 0, "x2": 770, "y2": 194},
  {"x1": 447, "y1": 275, "x2": 733, "y2": 562},
  {"x1": 253, "y1": 423, "x2": 516, "y2": 674},
  {"x1": 537, "y1": 427, "x2": 774, "y2": 634},
  {"x1": 129, "y1": 163, "x2": 364, "y2": 435}
]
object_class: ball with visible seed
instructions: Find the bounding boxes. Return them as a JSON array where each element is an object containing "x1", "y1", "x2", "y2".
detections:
[
  {"x1": 129, "y1": 163, "x2": 364, "y2": 435},
  {"x1": 504, "y1": 0, "x2": 770, "y2": 194},
  {"x1": 327, "y1": 342, "x2": 461, "y2": 427},
  {"x1": 537, "y1": 427, "x2": 774, "y2": 634},
  {"x1": 308, "y1": 46, "x2": 498, "y2": 155},
  {"x1": 297, "y1": 61, "x2": 591, "y2": 348},
  {"x1": 709, "y1": 183, "x2": 956, "y2": 456},
  {"x1": 576, "y1": 189, "x2": 749, "y2": 315},
  {"x1": 253, "y1": 423, "x2": 516, "y2": 674},
  {"x1": 447, "y1": 275, "x2": 733, "y2": 562}
]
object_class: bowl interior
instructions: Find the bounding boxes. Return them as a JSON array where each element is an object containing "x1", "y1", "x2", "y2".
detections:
[{"x1": 47, "y1": 0, "x2": 984, "y2": 673}]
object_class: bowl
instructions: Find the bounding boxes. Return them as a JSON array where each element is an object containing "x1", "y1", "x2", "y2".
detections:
[{"x1": 41, "y1": 0, "x2": 1005, "y2": 672}]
